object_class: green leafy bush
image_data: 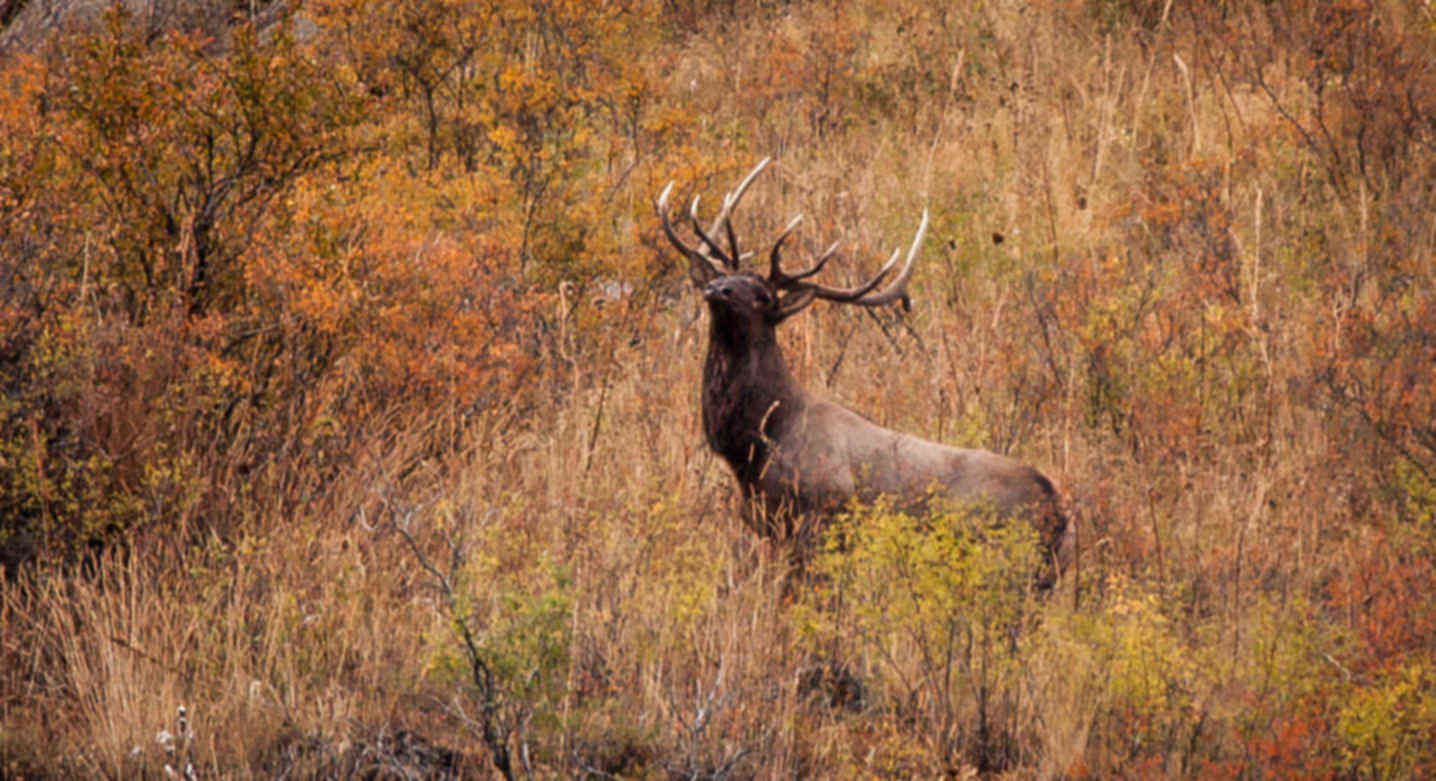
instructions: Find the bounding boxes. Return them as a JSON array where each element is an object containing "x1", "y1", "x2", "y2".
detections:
[{"x1": 796, "y1": 500, "x2": 1043, "y2": 771}]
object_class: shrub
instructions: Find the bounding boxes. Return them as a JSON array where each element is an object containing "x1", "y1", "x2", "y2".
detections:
[{"x1": 796, "y1": 500, "x2": 1043, "y2": 772}]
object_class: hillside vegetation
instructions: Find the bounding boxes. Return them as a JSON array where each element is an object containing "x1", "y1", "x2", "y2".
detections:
[{"x1": 3, "y1": 0, "x2": 1434, "y2": 776}]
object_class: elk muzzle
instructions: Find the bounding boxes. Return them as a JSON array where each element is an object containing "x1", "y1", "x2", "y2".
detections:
[{"x1": 703, "y1": 278, "x2": 738, "y2": 302}]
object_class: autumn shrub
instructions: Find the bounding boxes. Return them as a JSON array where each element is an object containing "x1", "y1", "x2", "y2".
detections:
[
  {"x1": 390, "y1": 497, "x2": 575, "y2": 777},
  {"x1": 0, "y1": 2, "x2": 589, "y2": 562},
  {"x1": 1051, "y1": 580, "x2": 1216, "y2": 774},
  {"x1": 1053, "y1": 152, "x2": 1279, "y2": 470},
  {"x1": 0, "y1": 6, "x2": 365, "y2": 561},
  {"x1": 1181, "y1": 0, "x2": 1436, "y2": 476},
  {"x1": 1335, "y1": 657, "x2": 1436, "y2": 778},
  {"x1": 793, "y1": 504, "x2": 1346, "y2": 775},
  {"x1": 795, "y1": 500, "x2": 1044, "y2": 772},
  {"x1": 310, "y1": 0, "x2": 666, "y2": 286}
]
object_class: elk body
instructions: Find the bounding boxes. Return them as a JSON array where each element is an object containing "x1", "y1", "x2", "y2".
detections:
[{"x1": 657, "y1": 160, "x2": 1070, "y2": 582}]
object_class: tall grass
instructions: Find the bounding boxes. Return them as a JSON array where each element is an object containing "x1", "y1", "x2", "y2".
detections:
[{"x1": 4, "y1": 0, "x2": 1435, "y2": 776}]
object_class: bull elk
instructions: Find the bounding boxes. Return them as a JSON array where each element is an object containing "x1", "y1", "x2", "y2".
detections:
[{"x1": 657, "y1": 159, "x2": 1070, "y2": 585}]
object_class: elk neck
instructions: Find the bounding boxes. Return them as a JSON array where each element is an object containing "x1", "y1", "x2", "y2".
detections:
[{"x1": 701, "y1": 315, "x2": 805, "y2": 481}]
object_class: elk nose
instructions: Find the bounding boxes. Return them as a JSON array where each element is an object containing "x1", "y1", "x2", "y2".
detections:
[{"x1": 703, "y1": 279, "x2": 733, "y2": 302}]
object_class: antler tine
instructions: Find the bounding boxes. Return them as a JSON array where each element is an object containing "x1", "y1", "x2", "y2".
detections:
[
  {"x1": 657, "y1": 181, "x2": 726, "y2": 280},
  {"x1": 767, "y1": 214, "x2": 803, "y2": 283},
  {"x1": 701, "y1": 158, "x2": 772, "y2": 270},
  {"x1": 688, "y1": 195, "x2": 738, "y2": 269},
  {"x1": 657, "y1": 183, "x2": 701, "y2": 259},
  {"x1": 656, "y1": 182, "x2": 689, "y2": 249},
  {"x1": 664, "y1": 158, "x2": 776, "y2": 275},
  {"x1": 784, "y1": 240, "x2": 839, "y2": 283},
  {"x1": 707, "y1": 156, "x2": 772, "y2": 237},
  {"x1": 808, "y1": 209, "x2": 929, "y2": 307},
  {"x1": 769, "y1": 217, "x2": 841, "y2": 287},
  {"x1": 724, "y1": 216, "x2": 742, "y2": 270},
  {"x1": 813, "y1": 247, "x2": 901, "y2": 301}
]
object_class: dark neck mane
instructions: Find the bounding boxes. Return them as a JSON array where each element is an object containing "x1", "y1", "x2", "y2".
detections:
[{"x1": 702, "y1": 321, "x2": 804, "y2": 483}]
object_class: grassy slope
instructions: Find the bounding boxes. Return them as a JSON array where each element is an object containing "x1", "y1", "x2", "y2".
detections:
[{"x1": 4, "y1": 0, "x2": 1435, "y2": 776}]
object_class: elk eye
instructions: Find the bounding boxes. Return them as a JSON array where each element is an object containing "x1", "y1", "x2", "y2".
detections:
[{"x1": 755, "y1": 290, "x2": 772, "y2": 306}]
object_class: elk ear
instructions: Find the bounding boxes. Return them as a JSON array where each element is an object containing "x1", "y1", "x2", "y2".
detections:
[{"x1": 771, "y1": 288, "x2": 817, "y2": 322}]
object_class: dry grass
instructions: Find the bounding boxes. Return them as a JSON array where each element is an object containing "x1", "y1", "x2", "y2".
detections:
[{"x1": 4, "y1": 0, "x2": 1436, "y2": 776}]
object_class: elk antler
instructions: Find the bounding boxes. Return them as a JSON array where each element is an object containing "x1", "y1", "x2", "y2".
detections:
[
  {"x1": 656, "y1": 158, "x2": 772, "y2": 285},
  {"x1": 769, "y1": 209, "x2": 929, "y2": 320},
  {"x1": 657, "y1": 159, "x2": 929, "y2": 316}
]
